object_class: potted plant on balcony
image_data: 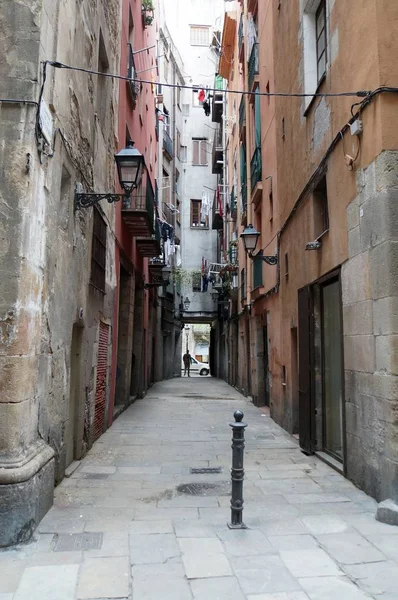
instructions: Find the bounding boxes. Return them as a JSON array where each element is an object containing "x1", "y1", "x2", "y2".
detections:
[{"x1": 142, "y1": 0, "x2": 155, "y2": 26}]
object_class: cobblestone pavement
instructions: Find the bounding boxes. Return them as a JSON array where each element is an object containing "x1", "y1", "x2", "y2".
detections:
[{"x1": 2, "y1": 378, "x2": 398, "y2": 599}]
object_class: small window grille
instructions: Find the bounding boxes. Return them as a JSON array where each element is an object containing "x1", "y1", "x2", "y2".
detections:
[{"x1": 190, "y1": 26, "x2": 210, "y2": 47}]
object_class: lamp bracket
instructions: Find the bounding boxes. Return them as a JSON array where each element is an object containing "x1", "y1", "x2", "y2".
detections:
[
  {"x1": 75, "y1": 192, "x2": 129, "y2": 210},
  {"x1": 250, "y1": 252, "x2": 278, "y2": 266}
]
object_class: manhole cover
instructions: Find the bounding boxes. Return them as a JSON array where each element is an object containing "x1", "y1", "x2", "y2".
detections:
[
  {"x1": 190, "y1": 467, "x2": 223, "y2": 474},
  {"x1": 176, "y1": 482, "x2": 231, "y2": 496},
  {"x1": 53, "y1": 532, "x2": 103, "y2": 552}
]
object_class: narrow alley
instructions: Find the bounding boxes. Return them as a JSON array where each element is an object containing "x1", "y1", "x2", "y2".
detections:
[{"x1": 2, "y1": 378, "x2": 398, "y2": 600}]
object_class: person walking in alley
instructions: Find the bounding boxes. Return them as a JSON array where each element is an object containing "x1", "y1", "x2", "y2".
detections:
[{"x1": 183, "y1": 350, "x2": 191, "y2": 377}]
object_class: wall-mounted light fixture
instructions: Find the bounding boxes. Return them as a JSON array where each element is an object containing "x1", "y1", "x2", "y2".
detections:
[
  {"x1": 75, "y1": 141, "x2": 144, "y2": 210},
  {"x1": 240, "y1": 224, "x2": 278, "y2": 265},
  {"x1": 183, "y1": 297, "x2": 191, "y2": 311},
  {"x1": 144, "y1": 265, "x2": 171, "y2": 289}
]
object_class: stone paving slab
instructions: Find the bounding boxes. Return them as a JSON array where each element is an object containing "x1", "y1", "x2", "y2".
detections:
[{"x1": 3, "y1": 377, "x2": 398, "y2": 599}]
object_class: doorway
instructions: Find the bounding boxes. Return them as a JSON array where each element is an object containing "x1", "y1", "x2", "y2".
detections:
[
  {"x1": 263, "y1": 325, "x2": 270, "y2": 406},
  {"x1": 66, "y1": 325, "x2": 82, "y2": 467},
  {"x1": 298, "y1": 271, "x2": 345, "y2": 464},
  {"x1": 321, "y1": 278, "x2": 344, "y2": 460}
]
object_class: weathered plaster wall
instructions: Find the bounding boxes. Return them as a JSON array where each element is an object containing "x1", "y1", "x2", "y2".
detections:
[{"x1": 0, "y1": 0, "x2": 121, "y2": 545}]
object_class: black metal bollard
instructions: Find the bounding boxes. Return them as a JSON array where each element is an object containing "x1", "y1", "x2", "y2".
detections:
[{"x1": 228, "y1": 410, "x2": 248, "y2": 529}]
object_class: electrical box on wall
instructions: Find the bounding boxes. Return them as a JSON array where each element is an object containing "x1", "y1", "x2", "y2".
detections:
[{"x1": 350, "y1": 119, "x2": 363, "y2": 136}]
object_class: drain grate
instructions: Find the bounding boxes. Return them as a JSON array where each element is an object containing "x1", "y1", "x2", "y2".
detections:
[
  {"x1": 190, "y1": 467, "x2": 223, "y2": 474},
  {"x1": 81, "y1": 473, "x2": 109, "y2": 480},
  {"x1": 53, "y1": 532, "x2": 103, "y2": 552},
  {"x1": 177, "y1": 482, "x2": 231, "y2": 496}
]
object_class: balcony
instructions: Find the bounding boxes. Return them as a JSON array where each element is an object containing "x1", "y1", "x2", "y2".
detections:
[
  {"x1": 136, "y1": 215, "x2": 161, "y2": 257},
  {"x1": 122, "y1": 176, "x2": 155, "y2": 238},
  {"x1": 239, "y1": 96, "x2": 246, "y2": 141},
  {"x1": 248, "y1": 43, "x2": 259, "y2": 91},
  {"x1": 212, "y1": 74, "x2": 224, "y2": 123},
  {"x1": 149, "y1": 257, "x2": 165, "y2": 282},
  {"x1": 230, "y1": 185, "x2": 237, "y2": 220},
  {"x1": 163, "y1": 128, "x2": 173, "y2": 160},
  {"x1": 251, "y1": 146, "x2": 263, "y2": 206},
  {"x1": 212, "y1": 124, "x2": 223, "y2": 175},
  {"x1": 127, "y1": 44, "x2": 139, "y2": 108},
  {"x1": 238, "y1": 13, "x2": 244, "y2": 62},
  {"x1": 212, "y1": 187, "x2": 223, "y2": 230}
]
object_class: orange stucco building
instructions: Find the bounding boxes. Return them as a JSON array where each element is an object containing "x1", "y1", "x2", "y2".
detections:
[{"x1": 218, "y1": 0, "x2": 398, "y2": 504}]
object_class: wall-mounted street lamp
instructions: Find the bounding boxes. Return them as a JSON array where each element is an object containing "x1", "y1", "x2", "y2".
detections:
[
  {"x1": 75, "y1": 141, "x2": 144, "y2": 210},
  {"x1": 240, "y1": 224, "x2": 278, "y2": 266},
  {"x1": 183, "y1": 297, "x2": 191, "y2": 311},
  {"x1": 144, "y1": 265, "x2": 171, "y2": 289}
]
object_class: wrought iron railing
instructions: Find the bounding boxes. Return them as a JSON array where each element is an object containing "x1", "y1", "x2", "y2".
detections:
[
  {"x1": 163, "y1": 129, "x2": 173, "y2": 158},
  {"x1": 230, "y1": 185, "x2": 237, "y2": 216},
  {"x1": 240, "y1": 268, "x2": 246, "y2": 301},
  {"x1": 251, "y1": 147, "x2": 262, "y2": 192},
  {"x1": 248, "y1": 42, "x2": 259, "y2": 90},
  {"x1": 239, "y1": 96, "x2": 246, "y2": 130},
  {"x1": 127, "y1": 44, "x2": 139, "y2": 103}
]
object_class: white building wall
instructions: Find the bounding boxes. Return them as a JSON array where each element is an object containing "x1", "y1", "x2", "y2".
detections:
[{"x1": 162, "y1": 0, "x2": 225, "y2": 318}]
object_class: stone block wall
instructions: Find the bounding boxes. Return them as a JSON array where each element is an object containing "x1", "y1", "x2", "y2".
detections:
[{"x1": 342, "y1": 150, "x2": 398, "y2": 502}]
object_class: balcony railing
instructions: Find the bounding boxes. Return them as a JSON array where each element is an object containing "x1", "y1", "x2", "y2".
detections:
[
  {"x1": 212, "y1": 123, "x2": 223, "y2": 175},
  {"x1": 163, "y1": 129, "x2": 173, "y2": 159},
  {"x1": 239, "y1": 96, "x2": 246, "y2": 130},
  {"x1": 238, "y1": 13, "x2": 244, "y2": 53},
  {"x1": 121, "y1": 176, "x2": 156, "y2": 238},
  {"x1": 230, "y1": 185, "x2": 237, "y2": 217},
  {"x1": 248, "y1": 42, "x2": 259, "y2": 90},
  {"x1": 241, "y1": 183, "x2": 247, "y2": 214},
  {"x1": 253, "y1": 251, "x2": 263, "y2": 289},
  {"x1": 251, "y1": 147, "x2": 262, "y2": 192},
  {"x1": 127, "y1": 44, "x2": 139, "y2": 106},
  {"x1": 212, "y1": 74, "x2": 224, "y2": 123}
]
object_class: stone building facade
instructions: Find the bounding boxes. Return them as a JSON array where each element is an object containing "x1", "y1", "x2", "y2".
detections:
[
  {"x1": 0, "y1": 0, "x2": 162, "y2": 546},
  {"x1": 218, "y1": 0, "x2": 398, "y2": 504}
]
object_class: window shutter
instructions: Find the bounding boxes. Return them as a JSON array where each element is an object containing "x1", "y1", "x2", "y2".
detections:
[
  {"x1": 192, "y1": 140, "x2": 199, "y2": 164},
  {"x1": 200, "y1": 140, "x2": 207, "y2": 165}
]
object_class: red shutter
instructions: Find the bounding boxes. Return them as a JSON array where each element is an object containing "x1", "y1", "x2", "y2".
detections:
[{"x1": 93, "y1": 321, "x2": 109, "y2": 441}]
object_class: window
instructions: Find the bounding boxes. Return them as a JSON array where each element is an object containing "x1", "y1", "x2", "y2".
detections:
[
  {"x1": 313, "y1": 175, "x2": 329, "y2": 238},
  {"x1": 302, "y1": 0, "x2": 328, "y2": 111},
  {"x1": 190, "y1": 26, "x2": 210, "y2": 46},
  {"x1": 90, "y1": 208, "x2": 107, "y2": 293},
  {"x1": 97, "y1": 31, "x2": 110, "y2": 130},
  {"x1": 190, "y1": 199, "x2": 208, "y2": 228},
  {"x1": 192, "y1": 272, "x2": 201, "y2": 292},
  {"x1": 285, "y1": 252, "x2": 289, "y2": 279},
  {"x1": 180, "y1": 146, "x2": 187, "y2": 162},
  {"x1": 192, "y1": 138, "x2": 208, "y2": 166},
  {"x1": 316, "y1": 1, "x2": 327, "y2": 82}
]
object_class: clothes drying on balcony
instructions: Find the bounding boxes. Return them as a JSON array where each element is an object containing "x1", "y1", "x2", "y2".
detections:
[
  {"x1": 246, "y1": 14, "x2": 258, "y2": 61},
  {"x1": 201, "y1": 192, "x2": 211, "y2": 224}
]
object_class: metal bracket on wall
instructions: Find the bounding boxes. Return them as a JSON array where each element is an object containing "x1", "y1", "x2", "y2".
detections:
[{"x1": 74, "y1": 192, "x2": 126, "y2": 210}]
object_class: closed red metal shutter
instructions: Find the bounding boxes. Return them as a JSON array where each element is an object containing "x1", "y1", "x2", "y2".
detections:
[{"x1": 93, "y1": 321, "x2": 109, "y2": 441}]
